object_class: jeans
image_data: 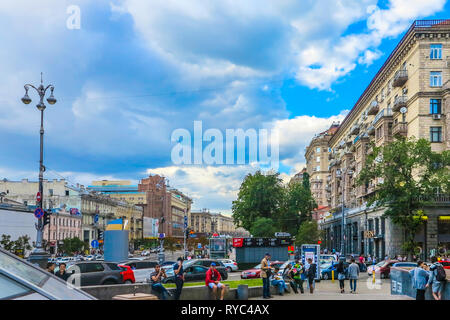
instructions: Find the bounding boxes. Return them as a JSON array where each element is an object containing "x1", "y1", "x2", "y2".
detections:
[
  {"x1": 152, "y1": 283, "x2": 169, "y2": 300},
  {"x1": 174, "y1": 276, "x2": 184, "y2": 300},
  {"x1": 350, "y1": 279, "x2": 357, "y2": 292},
  {"x1": 339, "y1": 279, "x2": 345, "y2": 290},
  {"x1": 271, "y1": 280, "x2": 286, "y2": 295},
  {"x1": 262, "y1": 277, "x2": 271, "y2": 298},
  {"x1": 416, "y1": 289, "x2": 425, "y2": 300}
]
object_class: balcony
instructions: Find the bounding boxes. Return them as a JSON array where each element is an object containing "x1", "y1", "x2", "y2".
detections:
[
  {"x1": 372, "y1": 108, "x2": 393, "y2": 125},
  {"x1": 393, "y1": 69, "x2": 408, "y2": 87},
  {"x1": 350, "y1": 124, "x2": 360, "y2": 135},
  {"x1": 367, "y1": 101, "x2": 379, "y2": 115},
  {"x1": 393, "y1": 122, "x2": 408, "y2": 136},
  {"x1": 328, "y1": 153, "x2": 335, "y2": 160},
  {"x1": 392, "y1": 95, "x2": 407, "y2": 112},
  {"x1": 367, "y1": 125, "x2": 375, "y2": 136}
]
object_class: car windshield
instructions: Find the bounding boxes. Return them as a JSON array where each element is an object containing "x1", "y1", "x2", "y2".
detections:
[
  {"x1": 321, "y1": 263, "x2": 332, "y2": 269},
  {"x1": 253, "y1": 264, "x2": 261, "y2": 269}
]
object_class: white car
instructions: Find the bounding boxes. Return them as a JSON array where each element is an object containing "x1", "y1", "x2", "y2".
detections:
[
  {"x1": 85, "y1": 255, "x2": 95, "y2": 261},
  {"x1": 219, "y1": 259, "x2": 238, "y2": 272},
  {"x1": 141, "y1": 250, "x2": 150, "y2": 256}
]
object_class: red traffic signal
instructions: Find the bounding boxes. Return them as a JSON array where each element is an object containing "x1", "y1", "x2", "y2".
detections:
[{"x1": 317, "y1": 240, "x2": 322, "y2": 244}]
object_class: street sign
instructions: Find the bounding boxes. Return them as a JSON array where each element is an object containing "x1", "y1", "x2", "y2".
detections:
[
  {"x1": 94, "y1": 214, "x2": 99, "y2": 223},
  {"x1": 275, "y1": 232, "x2": 291, "y2": 238},
  {"x1": 184, "y1": 222, "x2": 188, "y2": 228},
  {"x1": 197, "y1": 243, "x2": 202, "y2": 249},
  {"x1": 34, "y1": 208, "x2": 44, "y2": 219},
  {"x1": 184, "y1": 216, "x2": 188, "y2": 222},
  {"x1": 36, "y1": 192, "x2": 41, "y2": 203},
  {"x1": 158, "y1": 233, "x2": 165, "y2": 239},
  {"x1": 91, "y1": 240, "x2": 99, "y2": 248}
]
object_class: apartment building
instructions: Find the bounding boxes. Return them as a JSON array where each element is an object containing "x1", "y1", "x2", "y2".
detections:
[
  {"x1": 316, "y1": 20, "x2": 450, "y2": 259},
  {"x1": 305, "y1": 122, "x2": 340, "y2": 208},
  {"x1": 190, "y1": 209, "x2": 249, "y2": 237},
  {"x1": 88, "y1": 180, "x2": 146, "y2": 206}
]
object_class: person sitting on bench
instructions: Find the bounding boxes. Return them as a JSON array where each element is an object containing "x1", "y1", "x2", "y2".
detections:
[{"x1": 205, "y1": 262, "x2": 227, "y2": 300}]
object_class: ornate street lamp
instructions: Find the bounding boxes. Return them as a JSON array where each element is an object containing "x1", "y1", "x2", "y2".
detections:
[{"x1": 22, "y1": 73, "x2": 57, "y2": 268}]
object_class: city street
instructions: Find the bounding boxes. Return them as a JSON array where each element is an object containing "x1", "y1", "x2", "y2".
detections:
[{"x1": 251, "y1": 275, "x2": 412, "y2": 300}]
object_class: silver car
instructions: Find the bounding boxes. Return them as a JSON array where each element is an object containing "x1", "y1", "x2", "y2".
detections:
[{"x1": 219, "y1": 259, "x2": 238, "y2": 272}]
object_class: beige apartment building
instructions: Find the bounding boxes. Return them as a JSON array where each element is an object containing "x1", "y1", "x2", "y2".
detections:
[
  {"x1": 315, "y1": 20, "x2": 450, "y2": 259},
  {"x1": 304, "y1": 123, "x2": 340, "y2": 208},
  {"x1": 190, "y1": 209, "x2": 249, "y2": 237}
]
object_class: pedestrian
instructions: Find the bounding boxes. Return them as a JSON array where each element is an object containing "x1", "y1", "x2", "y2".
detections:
[
  {"x1": 260, "y1": 253, "x2": 273, "y2": 299},
  {"x1": 336, "y1": 260, "x2": 346, "y2": 293},
  {"x1": 282, "y1": 263, "x2": 298, "y2": 294},
  {"x1": 46, "y1": 262, "x2": 56, "y2": 274},
  {"x1": 367, "y1": 255, "x2": 372, "y2": 264},
  {"x1": 292, "y1": 259, "x2": 304, "y2": 294},
  {"x1": 426, "y1": 256, "x2": 447, "y2": 300},
  {"x1": 205, "y1": 262, "x2": 227, "y2": 300},
  {"x1": 348, "y1": 258, "x2": 360, "y2": 293},
  {"x1": 306, "y1": 258, "x2": 317, "y2": 294},
  {"x1": 270, "y1": 266, "x2": 287, "y2": 296},
  {"x1": 173, "y1": 257, "x2": 184, "y2": 300},
  {"x1": 358, "y1": 253, "x2": 365, "y2": 272},
  {"x1": 384, "y1": 254, "x2": 388, "y2": 261},
  {"x1": 150, "y1": 264, "x2": 171, "y2": 300},
  {"x1": 409, "y1": 260, "x2": 429, "y2": 300},
  {"x1": 55, "y1": 262, "x2": 69, "y2": 281}
]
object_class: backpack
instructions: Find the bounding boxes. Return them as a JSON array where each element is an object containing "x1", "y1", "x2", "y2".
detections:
[{"x1": 435, "y1": 264, "x2": 446, "y2": 281}]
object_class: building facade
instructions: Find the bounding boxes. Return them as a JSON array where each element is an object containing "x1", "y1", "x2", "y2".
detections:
[
  {"x1": 88, "y1": 180, "x2": 146, "y2": 206},
  {"x1": 190, "y1": 209, "x2": 250, "y2": 237},
  {"x1": 305, "y1": 123, "x2": 340, "y2": 208},
  {"x1": 138, "y1": 175, "x2": 192, "y2": 239},
  {"x1": 316, "y1": 20, "x2": 450, "y2": 259}
]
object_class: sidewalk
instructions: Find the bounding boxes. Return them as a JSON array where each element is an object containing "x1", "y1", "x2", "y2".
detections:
[{"x1": 251, "y1": 275, "x2": 412, "y2": 300}]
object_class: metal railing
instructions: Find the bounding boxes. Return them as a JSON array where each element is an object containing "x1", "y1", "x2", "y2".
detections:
[{"x1": 373, "y1": 108, "x2": 393, "y2": 125}]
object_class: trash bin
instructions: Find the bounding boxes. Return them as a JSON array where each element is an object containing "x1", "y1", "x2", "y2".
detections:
[{"x1": 236, "y1": 284, "x2": 248, "y2": 300}]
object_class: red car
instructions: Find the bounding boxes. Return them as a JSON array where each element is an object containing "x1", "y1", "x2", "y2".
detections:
[
  {"x1": 439, "y1": 259, "x2": 450, "y2": 270},
  {"x1": 378, "y1": 260, "x2": 399, "y2": 279},
  {"x1": 240, "y1": 261, "x2": 284, "y2": 279},
  {"x1": 118, "y1": 264, "x2": 135, "y2": 284}
]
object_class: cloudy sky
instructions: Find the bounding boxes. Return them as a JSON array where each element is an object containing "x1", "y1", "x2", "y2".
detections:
[{"x1": 1, "y1": 0, "x2": 448, "y2": 214}]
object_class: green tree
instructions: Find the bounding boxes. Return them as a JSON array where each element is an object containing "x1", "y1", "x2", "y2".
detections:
[
  {"x1": 295, "y1": 220, "x2": 322, "y2": 246},
  {"x1": 358, "y1": 137, "x2": 450, "y2": 259},
  {"x1": 0, "y1": 234, "x2": 13, "y2": 251},
  {"x1": 249, "y1": 217, "x2": 278, "y2": 237},
  {"x1": 232, "y1": 170, "x2": 284, "y2": 231},
  {"x1": 163, "y1": 237, "x2": 180, "y2": 254},
  {"x1": 61, "y1": 237, "x2": 86, "y2": 254},
  {"x1": 12, "y1": 235, "x2": 32, "y2": 257}
]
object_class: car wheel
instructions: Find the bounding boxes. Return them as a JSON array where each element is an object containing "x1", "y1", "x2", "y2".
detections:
[
  {"x1": 323, "y1": 273, "x2": 329, "y2": 280},
  {"x1": 226, "y1": 267, "x2": 232, "y2": 272},
  {"x1": 125, "y1": 280, "x2": 133, "y2": 284},
  {"x1": 380, "y1": 273, "x2": 385, "y2": 279}
]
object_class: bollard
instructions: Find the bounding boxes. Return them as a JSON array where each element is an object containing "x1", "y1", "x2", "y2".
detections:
[
  {"x1": 372, "y1": 270, "x2": 376, "y2": 283},
  {"x1": 331, "y1": 270, "x2": 335, "y2": 283}
]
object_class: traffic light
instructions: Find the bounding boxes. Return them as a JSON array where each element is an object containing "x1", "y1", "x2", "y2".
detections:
[
  {"x1": 185, "y1": 227, "x2": 190, "y2": 238},
  {"x1": 98, "y1": 230, "x2": 104, "y2": 240},
  {"x1": 43, "y1": 211, "x2": 51, "y2": 226},
  {"x1": 317, "y1": 240, "x2": 322, "y2": 245}
]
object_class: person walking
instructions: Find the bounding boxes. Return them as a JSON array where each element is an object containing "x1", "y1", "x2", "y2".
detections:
[
  {"x1": 409, "y1": 261, "x2": 429, "y2": 300},
  {"x1": 306, "y1": 258, "x2": 317, "y2": 294},
  {"x1": 358, "y1": 254, "x2": 365, "y2": 272},
  {"x1": 150, "y1": 264, "x2": 171, "y2": 300},
  {"x1": 55, "y1": 262, "x2": 69, "y2": 281},
  {"x1": 173, "y1": 257, "x2": 184, "y2": 300},
  {"x1": 336, "y1": 260, "x2": 346, "y2": 293},
  {"x1": 348, "y1": 258, "x2": 360, "y2": 293},
  {"x1": 282, "y1": 263, "x2": 298, "y2": 294},
  {"x1": 426, "y1": 256, "x2": 447, "y2": 300},
  {"x1": 260, "y1": 253, "x2": 273, "y2": 299},
  {"x1": 205, "y1": 262, "x2": 227, "y2": 300},
  {"x1": 292, "y1": 259, "x2": 304, "y2": 294}
]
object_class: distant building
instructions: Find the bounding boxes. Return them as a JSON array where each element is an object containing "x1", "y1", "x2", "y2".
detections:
[
  {"x1": 88, "y1": 180, "x2": 146, "y2": 206},
  {"x1": 190, "y1": 209, "x2": 249, "y2": 237}
]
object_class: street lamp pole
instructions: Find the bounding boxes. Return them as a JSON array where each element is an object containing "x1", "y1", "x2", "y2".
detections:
[{"x1": 22, "y1": 73, "x2": 57, "y2": 268}]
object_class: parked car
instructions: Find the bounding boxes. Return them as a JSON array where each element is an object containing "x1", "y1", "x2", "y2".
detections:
[
  {"x1": 183, "y1": 259, "x2": 228, "y2": 278},
  {"x1": 66, "y1": 261, "x2": 123, "y2": 286},
  {"x1": 367, "y1": 261, "x2": 386, "y2": 276},
  {"x1": 120, "y1": 260, "x2": 158, "y2": 283},
  {"x1": 141, "y1": 250, "x2": 150, "y2": 256},
  {"x1": 392, "y1": 262, "x2": 417, "y2": 268},
  {"x1": 319, "y1": 254, "x2": 337, "y2": 265},
  {"x1": 118, "y1": 264, "x2": 135, "y2": 284},
  {"x1": 163, "y1": 264, "x2": 228, "y2": 284},
  {"x1": 439, "y1": 259, "x2": 450, "y2": 270},
  {"x1": 241, "y1": 261, "x2": 284, "y2": 279},
  {"x1": 368, "y1": 260, "x2": 398, "y2": 278},
  {"x1": 219, "y1": 259, "x2": 239, "y2": 272},
  {"x1": 85, "y1": 255, "x2": 95, "y2": 261},
  {"x1": 320, "y1": 261, "x2": 349, "y2": 280}
]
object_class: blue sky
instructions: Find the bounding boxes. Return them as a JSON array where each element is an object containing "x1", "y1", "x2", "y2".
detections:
[{"x1": 0, "y1": 0, "x2": 449, "y2": 214}]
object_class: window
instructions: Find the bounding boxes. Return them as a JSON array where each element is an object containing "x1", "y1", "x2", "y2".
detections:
[
  {"x1": 83, "y1": 263, "x2": 104, "y2": 273},
  {"x1": 316, "y1": 156, "x2": 321, "y2": 162},
  {"x1": 430, "y1": 72, "x2": 442, "y2": 87},
  {"x1": 430, "y1": 127, "x2": 442, "y2": 142},
  {"x1": 316, "y1": 147, "x2": 321, "y2": 153},
  {"x1": 316, "y1": 165, "x2": 321, "y2": 171},
  {"x1": 430, "y1": 99, "x2": 442, "y2": 114},
  {"x1": 65, "y1": 190, "x2": 69, "y2": 196},
  {"x1": 430, "y1": 44, "x2": 442, "y2": 59}
]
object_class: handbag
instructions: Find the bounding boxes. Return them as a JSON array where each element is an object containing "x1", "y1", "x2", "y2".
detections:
[{"x1": 338, "y1": 273, "x2": 345, "y2": 281}]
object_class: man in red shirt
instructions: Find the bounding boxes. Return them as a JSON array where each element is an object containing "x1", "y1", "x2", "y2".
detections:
[{"x1": 205, "y1": 262, "x2": 227, "y2": 300}]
